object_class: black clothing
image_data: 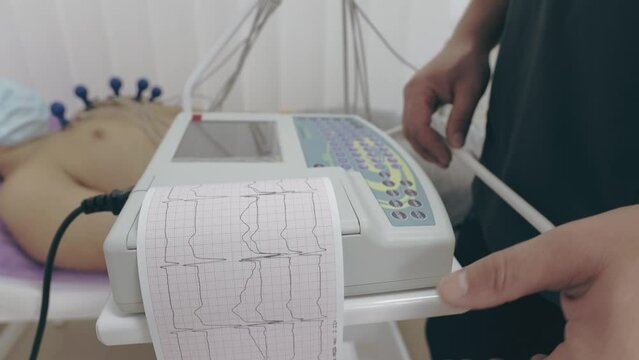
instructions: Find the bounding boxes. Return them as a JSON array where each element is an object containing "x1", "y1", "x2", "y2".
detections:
[{"x1": 428, "y1": 0, "x2": 639, "y2": 358}]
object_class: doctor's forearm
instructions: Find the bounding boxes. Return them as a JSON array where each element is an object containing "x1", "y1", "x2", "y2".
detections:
[{"x1": 448, "y1": 0, "x2": 509, "y2": 54}]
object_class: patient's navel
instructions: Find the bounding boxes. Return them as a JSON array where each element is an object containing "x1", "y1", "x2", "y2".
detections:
[{"x1": 92, "y1": 128, "x2": 105, "y2": 140}]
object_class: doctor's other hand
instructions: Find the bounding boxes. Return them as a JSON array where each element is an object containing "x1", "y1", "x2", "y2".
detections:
[
  {"x1": 437, "y1": 205, "x2": 639, "y2": 359},
  {"x1": 402, "y1": 41, "x2": 490, "y2": 168}
]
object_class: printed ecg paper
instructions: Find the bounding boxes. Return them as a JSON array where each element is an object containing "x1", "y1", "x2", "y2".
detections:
[{"x1": 137, "y1": 178, "x2": 343, "y2": 360}]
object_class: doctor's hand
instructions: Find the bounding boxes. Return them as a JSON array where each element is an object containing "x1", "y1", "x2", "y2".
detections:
[
  {"x1": 402, "y1": 41, "x2": 490, "y2": 168},
  {"x1": 437, "y1": 205, "x2": 639, "y2": 359}
]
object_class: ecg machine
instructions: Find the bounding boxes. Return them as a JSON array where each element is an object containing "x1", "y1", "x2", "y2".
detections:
[{"x1": 104, "y1": 112, "x2": 455, "y2": 314}]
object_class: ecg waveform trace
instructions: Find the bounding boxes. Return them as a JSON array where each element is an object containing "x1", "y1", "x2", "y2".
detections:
[{"x1": 139, "y1": 178, "x2": 341, "y2": 360}]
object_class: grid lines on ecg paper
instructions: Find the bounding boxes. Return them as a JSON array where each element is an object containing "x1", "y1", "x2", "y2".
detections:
[{"x1": 142, "y1": 178, "x2": 339, "y2": 360}]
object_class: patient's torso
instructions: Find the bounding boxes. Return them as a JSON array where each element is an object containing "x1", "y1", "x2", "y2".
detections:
[
  {"x1": 55, "y1": 117, "x2": 159, "y2": 190},
  {"x1": 5, "y1": 101, "x2": 178, "y2": 192},
  {"x1": 0, "y1": 101, "x2": 178, "y2": 269}
]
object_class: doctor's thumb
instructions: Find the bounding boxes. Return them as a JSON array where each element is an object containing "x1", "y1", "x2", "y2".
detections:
[
  {"x1": 436, "y1": 226, "x2": 602, "y2": 309},
  {"x1": 436, "y1": 237, "x2": 553, "y2": 309},
  {"x1": 436, "y1": 249, "x2": 531, "y2": 309}
]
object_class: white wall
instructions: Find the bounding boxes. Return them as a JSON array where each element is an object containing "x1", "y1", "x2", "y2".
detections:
[{"x1": 0, "y1": 0, "x2": 468, "y2": 127}]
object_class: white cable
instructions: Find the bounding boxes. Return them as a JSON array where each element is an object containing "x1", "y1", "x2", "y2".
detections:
[
  {"x1": 341, "y1": 0, "x2": 350, "y2": 113},
  {"x1": 210, "y1": 1, "x2": 268, "y2": 109},
  {"x1": 353, "y1": 4, "x2": 371, "y2": 120},
  {"x1": 425, "y1": 112, "x2": 555, "y2": 232},
  {"x1": 452, "y1": 149, "x2": 554, "y2": 233},
  {"x1": 182, "y1": 0, "x2": 261, "y2": 111},
  {"x1": 352, "y1": 1, "x2": 418, "y2": 72},
  {"x1": 210, "y1": 0, "x2": 280, "y2": 110},
  {"x1": 385, "y1": 125, "x2": 402, "y2": 136},
  {"x1": 347, "y1": 0, "x2": 371, "y2": 120},
  {"x1": 348, "y1": 1, "x2": 361, "y2": 114},
  {"x1": 164, "y1": 93, "x2": 216, "y2": 106},
  {"x1": 209, "y1": 2, "x2": 265, "y2": 110},
  {"x1": 388, "y1": 117, "x2": 554, "y2": 232},
  {"x1": 209, "y1": 0, "x2": 279, "y2": 111},
  {"x1": 194, "y1": 40, "x2": 247, "y2": 90}
]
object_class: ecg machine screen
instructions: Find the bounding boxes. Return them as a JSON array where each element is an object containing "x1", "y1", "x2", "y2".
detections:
[{"x1": 173, "y1": 121, "x2": 281, "y2": 162}]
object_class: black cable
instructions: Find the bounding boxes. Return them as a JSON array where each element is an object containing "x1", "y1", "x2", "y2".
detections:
[{"x1": 29, "y1": 188, "x2": 132, "y2": 360}]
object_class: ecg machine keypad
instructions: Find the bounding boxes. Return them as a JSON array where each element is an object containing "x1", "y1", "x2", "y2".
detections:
[{"x1": 294, "y1": 116, "x2": 435, "y2": 226}]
